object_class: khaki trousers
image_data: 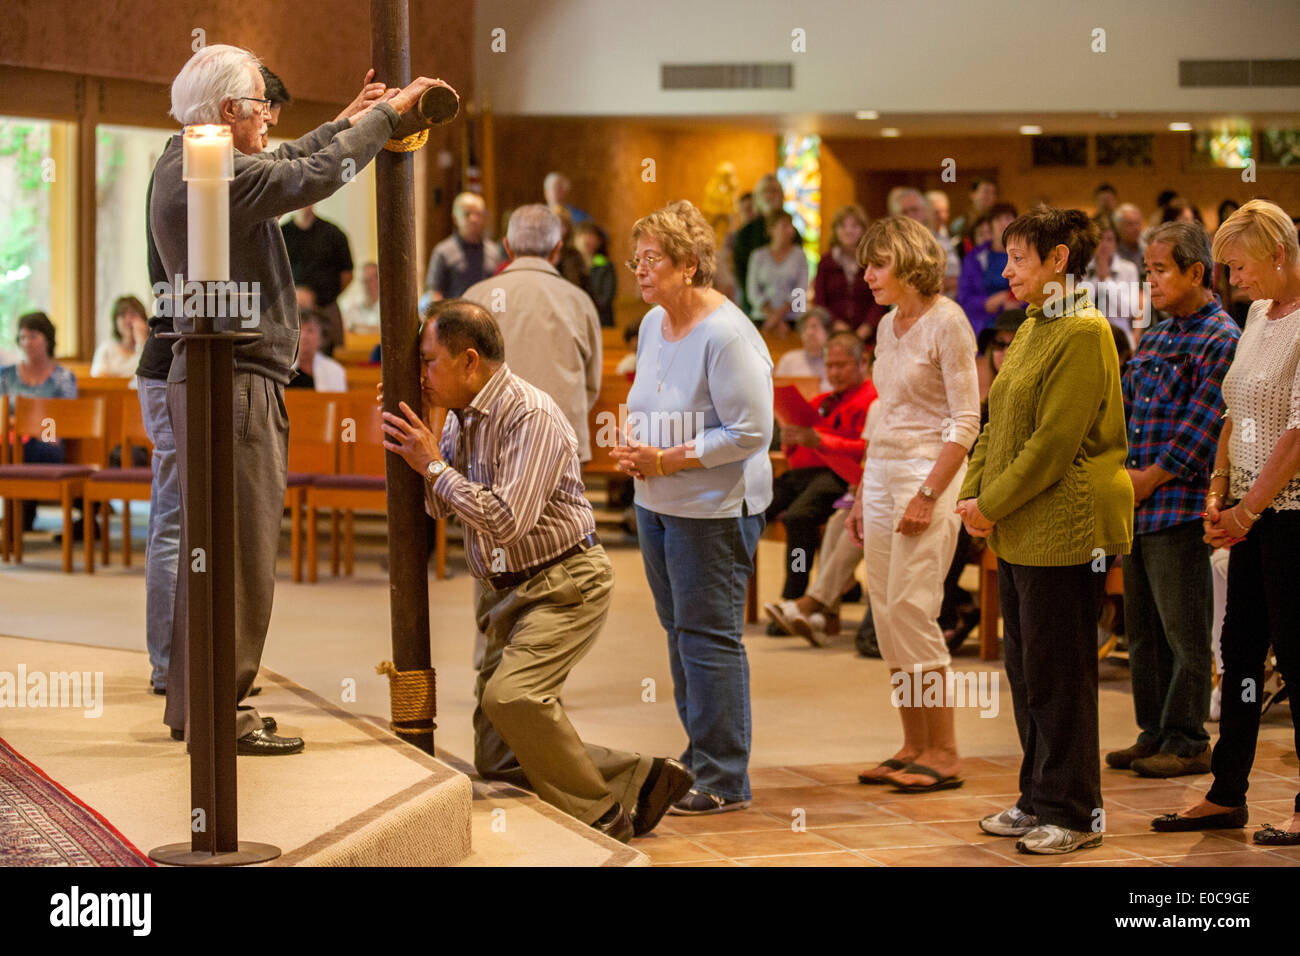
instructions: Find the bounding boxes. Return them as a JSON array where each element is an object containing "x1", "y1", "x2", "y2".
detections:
[{"x1": 473, "y1": 544, "x2": 652, "y2": 825}]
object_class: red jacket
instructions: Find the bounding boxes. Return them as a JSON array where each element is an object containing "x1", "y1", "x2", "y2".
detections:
[{"x1": 784, "y1": 379, "x2": 877, "y2": 483}]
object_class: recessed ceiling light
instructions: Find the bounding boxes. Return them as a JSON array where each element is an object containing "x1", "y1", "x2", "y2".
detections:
[
  {"x1": 1020, "y1": 125, "x2": 1042, "y2": 135},
  {"x1": 1168, "y1": 121, "x2": 1192, "y2": 132},
  {"x1": 881, "y1": 127, "x2": 900, "y2": 137},
  {"x1": 855, "y1": 110, "x2": 879, "y2": 120}
]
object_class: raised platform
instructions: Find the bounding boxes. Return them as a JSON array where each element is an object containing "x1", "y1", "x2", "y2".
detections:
[{"x1": 0, "y1": 634, "x2": 643, "y2": 867}]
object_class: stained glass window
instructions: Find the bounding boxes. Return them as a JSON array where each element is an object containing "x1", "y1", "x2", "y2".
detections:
[{"x1": 778, "y1": 133, "x2": 820, "y2": 277}]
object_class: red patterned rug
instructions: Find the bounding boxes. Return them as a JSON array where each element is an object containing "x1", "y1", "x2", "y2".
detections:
[{"x1": 0, "y1": 736, "x2": 152, "y2": 866}]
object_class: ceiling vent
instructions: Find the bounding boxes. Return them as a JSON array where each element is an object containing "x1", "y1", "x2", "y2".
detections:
[
  {"x1": 1180, "y1": 59, "x2": 1300, "y2": 87},
  {"x1": 661, "y1": 63, "x2": 793, "y2": 90}
]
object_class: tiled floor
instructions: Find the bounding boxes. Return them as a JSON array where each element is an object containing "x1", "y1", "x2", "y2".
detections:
[{"x1": 633, "y1": 743, "x2": 1300, "y2": 866}]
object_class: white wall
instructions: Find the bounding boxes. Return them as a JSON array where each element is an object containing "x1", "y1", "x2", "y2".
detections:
[{"x1": 475, "y1": 0, "x2": 1300, "y2": 115}]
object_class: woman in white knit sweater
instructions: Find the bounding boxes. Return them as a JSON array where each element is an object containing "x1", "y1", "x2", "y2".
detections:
[
  {"x1": 1155, "y1": 199, "x2": 1300, "y2": 845},
  {"x1": 846, "y1": 216, "x2": 981, "y2": 793}
]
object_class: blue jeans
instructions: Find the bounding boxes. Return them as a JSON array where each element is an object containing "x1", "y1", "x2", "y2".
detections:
[
  {"x1": 138, "y1": 377, "x2": 180, "y2": 689},
  {"x1": 635, "y1": 505, "x2": 763, "y2": 802}
]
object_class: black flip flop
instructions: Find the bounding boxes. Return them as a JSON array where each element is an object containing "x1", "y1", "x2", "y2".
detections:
[
  {"x1": 858, "y1": 758, "x2": 908, "y2": 785},
  {"x1": 888, "y1": 762, "x2": 964, "y2": 793}
]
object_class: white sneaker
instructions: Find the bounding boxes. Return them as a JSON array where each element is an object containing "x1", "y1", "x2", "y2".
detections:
[
  {"x1": 1209, "y1": 683, "x2": 1222, "y2": 722},
  {"x1": 1015, "y1": 824, "x2": 1102, "y2": 855},
  {"x1": 979, "y1": 806, "x2": 1038, "y2": 837}
]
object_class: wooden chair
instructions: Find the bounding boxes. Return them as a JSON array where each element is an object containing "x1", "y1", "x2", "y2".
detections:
[
  {"x1": 978, "y1": 545, "x2": 1000, "y2": 660},
  {"x1": 283, "y1": 391, "x2": 340, "y2": 583},
  {"x1": 83, "y1": 396, "x2": 154, "y2": 572},
  {"x1": 0, "y1": 396, "x2": 108, "y2": 572},
  {"x1": 305, "y1": 397, "x2": 448, "y2": 581}
]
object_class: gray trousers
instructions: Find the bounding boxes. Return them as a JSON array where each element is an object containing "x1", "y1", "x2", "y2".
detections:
[
  {"x1": 473, "y1": 545, "x2": 652, "y2": 825},
  {"x1": 164, "y1": 372, "x2": 288, "y2": 739}
]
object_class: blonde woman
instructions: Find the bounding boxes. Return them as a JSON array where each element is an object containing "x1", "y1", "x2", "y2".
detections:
[
  {"x1": 846, "y1": 216, "x2": 980, "y2": 793},
  {"x1": 1154, "y1": 199, "x2": 1300, "y2": 846}
]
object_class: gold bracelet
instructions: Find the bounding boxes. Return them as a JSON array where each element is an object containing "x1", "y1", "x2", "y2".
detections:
[
  {"x1": 1239, "y1": 501, "x2": 1260, "y2": 523},
  {"x1": 1211, "y1": 467, "x2": 1229, "y2": 480},
  {"x1": 655, "y1": 449, "x2": 666, "y2": 476}
]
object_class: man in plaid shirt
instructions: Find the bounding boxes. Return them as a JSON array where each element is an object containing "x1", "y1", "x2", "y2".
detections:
[{"x1": 1107, "y1": 221, "x2": 1240, "y2": 778}]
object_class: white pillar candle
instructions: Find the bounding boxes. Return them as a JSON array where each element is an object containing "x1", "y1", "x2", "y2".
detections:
[{"x1": 183, "y1": 125, "x2": 234, "y2": 283}]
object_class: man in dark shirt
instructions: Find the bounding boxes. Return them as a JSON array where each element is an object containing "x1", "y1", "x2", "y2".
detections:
[
  {"x1": 423, "y1": 191, "x2": 504, "y2": 302},
  {"x1": 282, "y1": 205, "x2": 353, "y2": 350},
  {"x1": 733, "y1": 173, "x2": 801, "y2": 317}
]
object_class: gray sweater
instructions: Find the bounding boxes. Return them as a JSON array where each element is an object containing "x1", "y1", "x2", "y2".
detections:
[{"x1": 150, "y1": 103, "x2": 400, "y2": 385}]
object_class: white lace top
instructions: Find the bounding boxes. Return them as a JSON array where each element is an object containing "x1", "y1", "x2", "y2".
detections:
[{"x1": 1222, "y1": 299, "x2": 1300, "y2": 509}]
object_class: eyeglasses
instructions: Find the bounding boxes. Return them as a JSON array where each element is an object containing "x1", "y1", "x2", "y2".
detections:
[
  {"x1": 237, "y1": 96, "x2": 273, "y2": 114},
  {"x1": 625, "y1": 253, "x2": 666, "y2": 273}
]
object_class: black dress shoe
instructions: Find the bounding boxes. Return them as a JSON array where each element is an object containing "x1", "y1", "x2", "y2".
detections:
[
  {"x1": 590, "y1": 802, "x2": 634, "y2": 843},
  {"x1": 236, "y1": 728, "x2": 304, "y2": 756},
  {"x1": 247, "y1": 685, "x2": 263, "y2": 697},
  {"x1": 150, "y1": 683, "x2": 166, "y2": 696},
  {"x1": 171, "y1": 717, "x2": 276, "y2": 741},
  {"x1": 1151, "y1": 806, "x2": 1248, "y2": 832},
  {"x1": 633, "y1": 757, "x2": 695, "y2": 837}
]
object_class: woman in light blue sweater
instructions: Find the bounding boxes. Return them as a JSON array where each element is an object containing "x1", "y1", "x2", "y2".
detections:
[{"x1": 611, "y1": 200, "x2": 774, "y2": 815}]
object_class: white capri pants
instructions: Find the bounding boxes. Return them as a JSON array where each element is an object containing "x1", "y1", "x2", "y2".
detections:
[{"x1": 860, "y1": 456, "x2": 966, "y2": 671}]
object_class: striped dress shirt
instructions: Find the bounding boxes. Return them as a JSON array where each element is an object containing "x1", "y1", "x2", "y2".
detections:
[{"x1": 423, "y1": 363, "x2": 596, "y2": 579}]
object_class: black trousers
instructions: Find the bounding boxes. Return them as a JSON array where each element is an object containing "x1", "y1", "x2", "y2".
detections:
[
  {"x1": 1207, "y1": 510, "x2": 1300, "y2": 814},
  {"x1": 766, "y1": 466, "x2": 848, "y2": 600},
  {"x1": 1000, "y1": 558, "x2": 1109, "y2": 832}
]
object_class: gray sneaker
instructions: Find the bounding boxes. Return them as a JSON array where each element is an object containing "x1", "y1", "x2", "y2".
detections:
[
  {"x1": 979, "y1": 806, "x2": 1038, "y2": 837},
  {"x1": 1015, "y1": 824, "x2": 1102, "y2": 855}
]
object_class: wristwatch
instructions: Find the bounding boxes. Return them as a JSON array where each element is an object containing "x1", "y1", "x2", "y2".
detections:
[
  {"x1": 426, "y1": 459, "x2": 448, "y2": 482},
  {"x1": 919, "y1": 485, "x2": 936, "y2": 501}
]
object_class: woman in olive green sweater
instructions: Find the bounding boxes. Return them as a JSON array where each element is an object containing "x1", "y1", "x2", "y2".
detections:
[{"x1": 956, "y1": 207, "x2": 1133, "y2": 856}]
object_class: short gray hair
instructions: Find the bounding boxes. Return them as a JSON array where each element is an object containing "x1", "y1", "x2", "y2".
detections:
[
  {"x1": 1147, "y1": 221, "x2": 1214, "y2": 288},
  {"x1": 506, "y1": 204, "x2": 563, "y2": 257},
  {"x1": 886, "y1": 187, "x2": 925, "y2": 217},
  {"x1": 170, "y1": 44, "x2": 261, "y2": 125}
]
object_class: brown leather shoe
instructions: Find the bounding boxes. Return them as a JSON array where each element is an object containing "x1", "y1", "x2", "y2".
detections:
[
  {"x1": 1105, "y1": 740, "x2": 1158, "y2": 770},
  {"x1": 1132, "y1": 748, "x2": 1211, "y2": 778},
  {"x1": 591, "y1": 802, "x2": 634, "y2": 843}
]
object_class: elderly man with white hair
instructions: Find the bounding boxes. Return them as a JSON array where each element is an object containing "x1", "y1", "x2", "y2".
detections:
[
  {"x1": 461, "y1": 203, "x2": 601, "y2": 463},
  {"x1": 543, "y1": 171, "x2": 590, "y2": 224},
  {"x1": 424, "y1": 191, "x2": 505, "y2": 304},
  {"x1": 1114, "y1": 202, "x2": 1147, "y2": 278},
  {"x1": 152, "y1": 42, "x2": 442, "y2": 755}
]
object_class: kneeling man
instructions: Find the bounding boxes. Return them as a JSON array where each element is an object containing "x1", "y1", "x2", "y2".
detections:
[{"x1": 382, "y1": 300, "x2": 690, "y2": 841}]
